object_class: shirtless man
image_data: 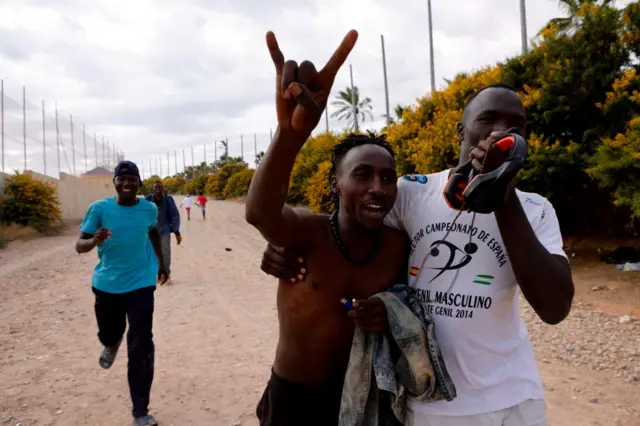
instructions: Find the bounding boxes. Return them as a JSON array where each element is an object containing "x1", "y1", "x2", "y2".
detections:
[{"x1": 245, "y1": 30, "x2": 407, "y2": 426}]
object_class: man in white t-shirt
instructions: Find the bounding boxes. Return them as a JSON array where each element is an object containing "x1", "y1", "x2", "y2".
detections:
[{"x1": 259, "y1": 83, "x2": 574, "y2": 425}]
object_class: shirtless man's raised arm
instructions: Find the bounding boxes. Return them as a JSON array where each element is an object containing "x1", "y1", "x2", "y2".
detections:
[{"x1": 245, "y1": 30, "x2": 358, "y2": 248}]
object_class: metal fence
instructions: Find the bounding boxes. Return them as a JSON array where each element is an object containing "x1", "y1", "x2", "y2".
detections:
[
  {"x1": 138, "y1": 130, "x2": 274, "y2": 180},
  {"x1": 1, "y1": 80, "x2": 123, "y2": 178}
]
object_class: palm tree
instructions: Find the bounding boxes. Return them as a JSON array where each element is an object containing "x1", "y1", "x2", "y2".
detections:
[
  {"x1": 330, "y1": 87, "x2": 374, "y2": 131},
  {"x1": 543, "y1": 0, "x2": 613, "y2": 35}
]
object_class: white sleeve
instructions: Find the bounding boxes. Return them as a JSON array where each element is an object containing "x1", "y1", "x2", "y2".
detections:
[
  {"x1": 384, "y1": 178, "x2": 412, "y2": 231},
  {"x1": 534, "y1": 200, "x2": 567, "y2": 258}
]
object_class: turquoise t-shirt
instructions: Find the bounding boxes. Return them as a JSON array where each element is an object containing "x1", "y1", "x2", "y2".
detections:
[{"x1": 80, "y1": 197, "x2": 159, "y2": 294}]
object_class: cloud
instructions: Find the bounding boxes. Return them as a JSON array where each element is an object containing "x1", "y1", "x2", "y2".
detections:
[{"x1": 1, "y1": 0, "x2": 627, "y2": 177}]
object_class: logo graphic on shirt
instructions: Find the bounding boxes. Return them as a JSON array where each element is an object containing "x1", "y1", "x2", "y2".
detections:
[
  {"x1": 524, "y1": 197, "x2": 543, "y2": 206},
  {"x1": 427, "y1": 240, "x2": 478, "y2": 282},
  {"x1": 402, "y1": 174, "x2": 428, "y2": 184},
  {"x1": 473, "y1": 274, "x2": 494, "y2": 285},
  {"x1": 409, "y1": 266, "x2": 420, "y2": 277}
]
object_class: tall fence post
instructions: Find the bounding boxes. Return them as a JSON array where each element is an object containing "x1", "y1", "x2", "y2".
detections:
[
  {"x1": 1, "y1": 79, "x2": 4, "y2": 173},
  {"x1": 55, "y1": 103, "x2": 61, "y2": 177},
  {"x1": 325, "y1": 108, "x2": 330, "y2": 133},
  {"x1": 381, "y1": 34, "x2": 391, "y2": 125},
  {"x1": 70, "y1": 114, "x2": 76, "y2": 176},
  {"x1": 42, "y1": 100, "x2": 46, "y2": 176},
  {"x1": 83, "y1": 124, "x2": 87, "y2": 173},
  {"x1": 23, "y1": 86, "x2": 27, "y2": 172},
  {"x1": 349, "y1": 65, "x2": 358, "y2": 133}
]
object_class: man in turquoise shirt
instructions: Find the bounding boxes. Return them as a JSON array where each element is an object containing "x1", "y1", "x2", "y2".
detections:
[{"x1": 75, "y1": 160, "x2": 168, "y2": 426}]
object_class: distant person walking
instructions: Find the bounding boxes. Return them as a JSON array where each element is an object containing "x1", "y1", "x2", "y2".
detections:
[
  {"x1": 180, "y1": 194, "x2": 194, "y2": 221},
  {"x1": 196, "y1": 192, "x2": 208, "y2": 221},
  {"x1": 145, "y1": 182, "x2": 181, "y2": 280},
  {"x1": 75, "y1": 161, "x2": 168, "y2": 426}
]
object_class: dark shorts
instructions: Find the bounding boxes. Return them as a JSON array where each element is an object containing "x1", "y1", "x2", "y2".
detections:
[{"x1": 256, "y1": 370, "x2": 343, "y2": 426}]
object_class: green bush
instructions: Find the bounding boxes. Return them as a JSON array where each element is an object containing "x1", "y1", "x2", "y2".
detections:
[
  {"x1": 305, "y1": 161, "x2": 334, "y2": 213},
  {"x1": 184, "y1": 175, "x2": 208, "y2": 196},
  {"x1": 223, "y1": 168, "x2": 255, "y2": 199},
  {"x1": 206, "y1": 162, "x2": 248, "y2": 199},
  {"x1": 0, "y1": 173, "x2": 62, "y2": 232}
]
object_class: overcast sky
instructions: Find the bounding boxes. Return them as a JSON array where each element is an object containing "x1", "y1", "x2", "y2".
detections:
[{"x1": 0, "y1": 0, "x2": 627, "y2": 178}]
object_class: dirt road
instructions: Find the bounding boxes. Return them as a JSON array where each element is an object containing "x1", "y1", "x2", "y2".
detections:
[{"x1": 0, "y1": 200, "x2": 638, "y2": 425}]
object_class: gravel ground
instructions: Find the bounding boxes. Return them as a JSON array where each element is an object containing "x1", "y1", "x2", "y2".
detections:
[{"x1": 0, "y1": 200, "x2": 638, "y2": 425}]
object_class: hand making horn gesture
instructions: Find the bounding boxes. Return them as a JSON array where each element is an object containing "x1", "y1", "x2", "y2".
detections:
[{"x1": 266, "y1": 30, "x2": 358, "y2": 137}]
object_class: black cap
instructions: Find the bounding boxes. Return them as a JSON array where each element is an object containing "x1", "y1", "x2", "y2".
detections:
[{"x1": 114, "y1": 161, "x2": 141, "y2": 181}]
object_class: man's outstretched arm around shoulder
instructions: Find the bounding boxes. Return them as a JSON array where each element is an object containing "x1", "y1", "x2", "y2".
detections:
[{"x1": 245, "y1": 29, "x2": 358, "y2": 248}]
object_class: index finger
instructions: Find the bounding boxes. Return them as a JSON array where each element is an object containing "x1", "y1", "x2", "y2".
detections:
[
  {"x1": 320, "y1": 30, "x2": 359, "y2": 81},
  {"x1": 266, "y1": 31, "x2": 285, "y2": 72}
]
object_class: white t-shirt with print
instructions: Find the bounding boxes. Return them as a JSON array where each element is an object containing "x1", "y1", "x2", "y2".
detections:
[
  {"x1": 384, "y1": 170, "x2": 566, "y2": 417},
  {"x1": 183, "y1": 196, "x2": 193, "y2": 208}
]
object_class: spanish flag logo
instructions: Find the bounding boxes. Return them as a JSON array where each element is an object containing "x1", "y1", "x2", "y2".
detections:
[{"x1": 409, "y1": 266, "x2": 420, "y2": 277}]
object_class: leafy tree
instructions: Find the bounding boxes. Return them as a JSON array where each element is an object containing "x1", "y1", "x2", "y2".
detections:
[
  {"x1": 331, "y1": 87, "x2": 374, "y2": 130},
  {"x1": 0, "y1": 173, "x2": 62, "y2": 232},
  {"x1": 223, "y1": 168, "x2": 255, "y2": 199},
  {"x1": 206, "y1": 162, "x2": 248, "y2": 199}
]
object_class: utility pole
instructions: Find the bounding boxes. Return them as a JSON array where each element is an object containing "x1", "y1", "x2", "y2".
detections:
[
  {"x1": 174, "y1": 150, "x2": 177, "y2": 176},
  {"x1": 427, "y1": 0, "x2": 436, "y2": 93},
  {"x1": 55, "y1": 103, "x2": 61, "y2": 176},
  {"x1": 191, "y1": 145, "x2": 195, "y2": 167},
  {"x1": 22, "y1": 86, "x2": 26, "y2": 171},
  {"x1": 94, "y1": 133, "x2": 98, "y2": 169},
  {"x1": 1, "y1": 79, "x2": 4, "y2": 173},
  {"x1": 167, "y1": 151, "x2": 170, "y2": 176},
  {"x1": 520, "y1": 0, "x2": 528, "y2": 54},
  {"x1": 254, "y1": 133, "x2": 258, "y2": 166},
  {"x1": 42, "y1": 101, "x2": 46, "y2": 175},
  {"x1": 70, "y1": 114, "x2": 76, "y2": 175},
  {"x1": 182, "y1": 149, "x2": 186, "y2": 173},
  {"x1": 349, "y1": 64, "x2": 358, "y2": 133},
  {"x1": 381, "y1": 35, "x2": 391, "y2": 125},
  {"x1": 240, "y1": 134, "x2": 244, "y2": 160},
  {"x1": 83, "y1": 123, "x2": 87, "y2": 173}
]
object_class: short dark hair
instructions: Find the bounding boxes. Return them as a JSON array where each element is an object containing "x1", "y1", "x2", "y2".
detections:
[
  {"x1": 329, "y1": 132, "x2": 395, "y2": 210},
  {"x1": 462, "y1": 82, "x2": 518, "y2": 123}
]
